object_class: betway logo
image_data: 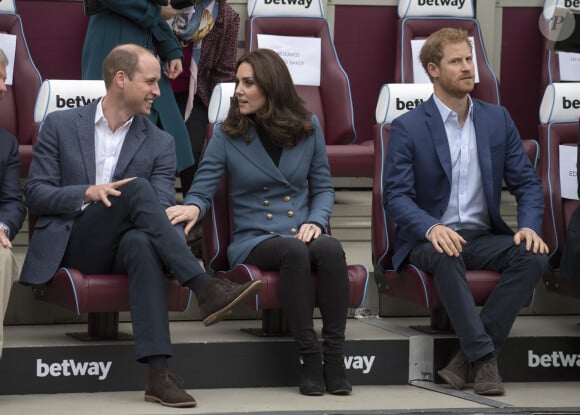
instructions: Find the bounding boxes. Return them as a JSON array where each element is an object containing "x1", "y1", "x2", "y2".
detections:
[
  {"x1": 344, "y1": 355, "x2": 375, "y2": 374},
  {"x1": 37, "y1": 358, "x2": 112, "y2": 380},
  {"x1": 264, "y1": 0, "x2": 312, "y2": 7},
  {"x1": 528, "y1": 350, "x2": 580, "y2": 368},
  {"x1": 56, "y1": 94, "x2": 98, "y2": 108},
  {"x1": 418, "y1": 0, "x2": 466, "y2": 9}
]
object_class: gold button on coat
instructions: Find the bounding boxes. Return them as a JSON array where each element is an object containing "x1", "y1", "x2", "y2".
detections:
[
  {"x1": 287, "y1": 210, "x2": 294, "y2": 217},
  {"x1": 290, "y1": 228, "x2": 297, "y2": 234},
  {"x1": 266, "y1": 213, "x2": 273, "y2": 220},
  {"x1": 263, "y1": 200, "x2": 270, "y2": 206},
  {"x1": 283, "y1": 196, "x2": 290, "y2": 202}
]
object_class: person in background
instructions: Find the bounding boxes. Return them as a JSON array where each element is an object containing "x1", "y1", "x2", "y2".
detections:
[
  {"x1": 81, "y1": 0, "x2": 195, "y2": 176},
  {"x1": 166, "y1": 49, "x2": 352, "y2": 397},
  {"x1": 383, "y1": 28, "x2": 549, "y2": 396},
  {"x1": 0, "y1": 47, "x2": 26, "y2": 360},
  {"x1": 169, "y1": 0, "x2": 240, "y2": 194},
  {"x1": 21, "y1": 44, "x2": 262, "y2": 408}
]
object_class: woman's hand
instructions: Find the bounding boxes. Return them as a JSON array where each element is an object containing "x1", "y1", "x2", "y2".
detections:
[
  {"x1": 166, "y1": 204, "x2": 200, "y2": 235},
  {"x1": 295, "y1": 223, "x2": 321, "y2": 243}
]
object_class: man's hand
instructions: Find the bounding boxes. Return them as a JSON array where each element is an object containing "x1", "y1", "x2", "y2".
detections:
[
  {"x1": 166, "y1": 204, "x2": 200, "y2": 235},
  {"x1": 84, "y1": 177, "x2": 136, "y2": 207},
  {"x1": 164, "y1": 58, "x2": 183, "y2": 80},
  {"x1": 514, "y1": 228, "x2": 550, "y2": 255},
  {"x1": 427, "y1": 224, "x2": 467, "y2": 257},
  {"x1": 0, "y1": 228, "x2": 11, "y2": 249}
]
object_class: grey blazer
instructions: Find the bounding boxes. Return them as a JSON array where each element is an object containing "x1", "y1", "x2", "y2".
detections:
[
  {"x1": 184, "y1": 115, "x2": 334, "y2": 267},
  {"x1": 20, "y1": 100, "x2": 177, "y2": 285}
]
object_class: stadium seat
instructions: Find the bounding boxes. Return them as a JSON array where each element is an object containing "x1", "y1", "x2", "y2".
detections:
[
  {"x1": 202, "y1": 83, "x2": 370, "y2": 336},
  {"x1": 30, "y1": 80, "x2": 192, "y2": 340},
  {"x1": 394, "y1": 0, "x2": 539, "y2": 167},
  {"x1": 244, "y1": 0, "x2": 374, "y2": 178},
  {"x1": 0, "y1": 8, "x2": 42, "y2": 177},
  {"x1": 538, "y1": 82, "x2": 580, "y2": 299},
  {"x1": 372, "y1": 83, "x2": 506, "y2": 332}
]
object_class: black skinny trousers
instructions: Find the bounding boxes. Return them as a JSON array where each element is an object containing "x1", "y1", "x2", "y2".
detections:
[{"x1": 245, "y1": 236, "x2": 350, "y2": 356}]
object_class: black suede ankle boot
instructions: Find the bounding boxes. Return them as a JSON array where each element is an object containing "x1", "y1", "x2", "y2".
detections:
[
  {"x1": 324, "y1": 353, "x2": 352, "y2": 395},
  {"x1": 299, "y1": 353, "x2": 325, "y2": 396}
]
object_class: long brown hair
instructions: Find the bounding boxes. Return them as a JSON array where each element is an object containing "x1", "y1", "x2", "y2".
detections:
[{"x1": 222, "y1": 48, "x2": 314, "y2": 147}]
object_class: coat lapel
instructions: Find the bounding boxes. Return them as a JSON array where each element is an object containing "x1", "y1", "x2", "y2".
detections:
[
  {"x1": 228, "y1": 128, "x2": 288, "y2": 183},
  {"x1": 113, "y1": 116, "x2": 147, "y2": 180},
  {"x1": 75, "y1": 101, "x2": 98, "y2": 184},
  {"x1": 472, "y1": 100, "x2": 494, "y2": 199},
  {"x1": 424, "y1": 97, "x2": 452, "y2": 183}
]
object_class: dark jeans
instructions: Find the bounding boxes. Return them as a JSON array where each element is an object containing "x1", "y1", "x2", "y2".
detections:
[
  {"x1": 409, "y1": 229, "x2": 548, "y2": 361},
  {"x1": 61, "y1": 178, "x2": 205, "y2": 361},
  {"x1": 245, "y1": 236, "x2": 350, "y2": 355}
]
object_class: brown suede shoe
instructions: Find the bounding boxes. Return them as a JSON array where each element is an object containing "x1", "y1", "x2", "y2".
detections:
[
  {"x1": 144, "y1": 368, "x2": 196, "y2": 408},
  {"x1": 196, "y1": 278, "x2": 263, "y2": 326},
  {"x1": 437, "y1": 350, "x2": 470, "y2": 390},
  {"x1": 473, "y1": 356, "x2": 505, "y2": 396}
]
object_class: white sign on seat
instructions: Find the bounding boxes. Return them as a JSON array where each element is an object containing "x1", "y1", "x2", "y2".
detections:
[
  {"x1": 559, "y1": 144, "x2": 578, "y2": 200},
  {"x1": 34, "y1": 79, "x2": 106, "y2": 123},
  {"x1": 398, "y1": 0, "x2": 474, "y2": 18},
  {"x1": 539, "y1": 82, "x2": 580, "y2": 124},
  {"x1": 0, "y1": 32, "x2": 16, "y2": 85},
  {"x1": 257, "y1": 34, "x2": 321, "y2": 86},
  {"x1": 208, "y1": 82, "x2": 235, "y2": 124},
  {"x1": 0, "y1": 0, "x2": 16, "y2": 13},
  {"x1": 375, "y1": 83, "x2": 433, "y2": 125},
  {"x1": 247, "y1": 0, "x2": 324, "y2": 17}
]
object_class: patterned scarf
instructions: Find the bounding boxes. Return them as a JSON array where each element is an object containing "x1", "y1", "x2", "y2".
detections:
[{"x1": 171, "y1": 0, "x2": 219, "y2": 120}]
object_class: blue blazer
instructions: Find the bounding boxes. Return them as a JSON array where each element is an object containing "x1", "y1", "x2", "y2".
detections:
[
  {"x1": 184, "y1": 115, "x2": 334, "y2": 266},
  {"x1": 0, "y1": 128, "x2": 26, "y2": 239},
  {"x1": 20, "y1": 100, "x2": 177, "y2": 285},
  {"x1": 383, "y1": 96, "x2": 544, "y2": 271}
]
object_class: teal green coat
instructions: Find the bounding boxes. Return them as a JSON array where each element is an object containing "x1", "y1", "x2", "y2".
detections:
[{"x1": 81, "y1": 0, "x2": 194, "y2": 172}]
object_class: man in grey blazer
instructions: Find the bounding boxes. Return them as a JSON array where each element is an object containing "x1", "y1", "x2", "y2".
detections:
[
  {"x1": 0, "y1": 48, "x2": 26, "y2": 360},
  {"x1": 20, "y1": 44, "x2": 262, "y2": 408}
]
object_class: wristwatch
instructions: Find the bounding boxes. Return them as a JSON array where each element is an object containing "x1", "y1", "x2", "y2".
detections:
[{"x1": 0, "y1": 223, "x2": 9, "y2": 238}]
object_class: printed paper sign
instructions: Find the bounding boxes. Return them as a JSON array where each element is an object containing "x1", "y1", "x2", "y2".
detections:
[
  {"x1": 411, "y1": 36, "x2": 480, "y2": 84},
  {"x1": 0, "y1": 33, "x2": 16, "y2": 85},
  {"x1": 560, "y1": 144, "x2": 578, "y2": 200},
  {"x1": 558, "y1": 51, "x2": 580, "y2": 81},
  {"x1": 257, "y1": 34, "x2": 321, "y2": 86}
]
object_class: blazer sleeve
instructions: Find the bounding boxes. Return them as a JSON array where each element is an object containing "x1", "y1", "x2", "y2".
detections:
[
  {"x1": 306, "y1": 117, "x2": 334, "y2": 229},
  {"x1": 149, "y1": 129, "x2": 178, "y2": 209},
  {"x1": 383, "y1": 117, "x2": 441, "y2": 241},
  {"x1": 182, "y1": 125, "x2": 227, "y2": 218},
  {"x1": 499, "y1": 107, "x2": 544, "y2": 233},
  {"x1": 25, "y1": 114, "x2": 90, "y2": 216},
  {"x1": 0, "y1": 134, "x2": 26, "y2": 239}
]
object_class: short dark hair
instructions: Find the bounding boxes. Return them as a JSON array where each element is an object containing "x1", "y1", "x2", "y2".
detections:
[{"x1": 102, "y1": 44, "x2": 155, "y2": 88}]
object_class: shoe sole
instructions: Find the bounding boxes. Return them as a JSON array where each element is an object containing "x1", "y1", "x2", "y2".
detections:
[
  {"x1": 437, "y1": 369, "x2": 466, "y2": 390},
  {"x1": 328, "y1": 388, "x2": 352, "y2": 395},
  {"x1": 203, "y1": 280, "x2": 264, "y2": 327},
  {"x1": 144, "y1": 395, "x2": 197, "y2": 408},
  {"x1": 474, "y1": 385, "x2": 505, "y2": 396}
]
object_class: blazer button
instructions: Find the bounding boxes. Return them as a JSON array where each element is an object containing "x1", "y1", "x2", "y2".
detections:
[
  {"x1": 287, "y1": 210, "x2": 294, "y2": 217},
  {"x1": 65, "y1": 225, "x2": 71, "y2": 231},
  {"x1": 283, "y1": 195, "x2": 290, "y2": 202},
  {"x1": 266, "y1": 213, "x2": 273, "y2": 220},
  {"x1": 290, "y1": 228, "x2": 297, "y2": 234},
  {"x1": 263, "y1": 200, "x2": 270, "y2": 206},
  {"x1": 263, "y1": 186, "x2": 268, "y2": 192}
]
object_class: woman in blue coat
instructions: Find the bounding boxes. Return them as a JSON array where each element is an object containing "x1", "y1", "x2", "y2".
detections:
[
  {"x1": 166, "y1": 49, "x2": 352, "y2": 396},
  {"x1": 81, "y1": 0, "x2": 194, "y2": 173}
]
